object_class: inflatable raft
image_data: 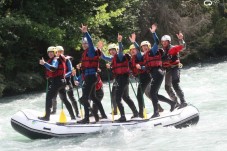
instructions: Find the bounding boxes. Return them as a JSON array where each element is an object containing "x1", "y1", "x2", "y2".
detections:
[{"x1": 11, "y1": 104, "x2": 199, "y2": 139}]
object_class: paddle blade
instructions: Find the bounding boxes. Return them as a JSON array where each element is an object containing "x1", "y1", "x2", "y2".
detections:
[
  {"x1": 59, "y1": 110, "x2": 67, "y2": 123},
  {"x1": 117, "y1": 107, "x2": 120, "y2": 115},
  {"x1": 143, "y1": 108, "x2": 147, "y2": 119}
]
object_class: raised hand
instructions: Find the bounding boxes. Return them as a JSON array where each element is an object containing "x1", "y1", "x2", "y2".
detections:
[
  {"x1": 117, "y1": 33, "x2": 123, "y2": 42},
  {"x1": 176, "y1": 31, "x2": 184, "y2": 40},
  {"x1": 129, "y1": 33, "x2": 136, "y2": 43},
  {"x1": 39, "y1": 57, "x2": 45, "y2": 65},
  {"x1": 97, "y1": 41, "x2": 104, "y2": 50},
  {"x1": 79, "y1": 24, "x2": 88, "y2": 33},
  {"x1": 149, "y1": 23, "x2": 157, "y2": 33}
]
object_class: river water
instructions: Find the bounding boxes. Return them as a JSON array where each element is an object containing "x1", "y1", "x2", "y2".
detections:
[{"x1": 0, "y1": 60, "x2": 227, "y2": 151}]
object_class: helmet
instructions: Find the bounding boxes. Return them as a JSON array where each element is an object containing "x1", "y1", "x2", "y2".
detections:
[
  {"x1": 82, "y1": 37, "x2": 88, "y2": 44},
  {"x1": 140, "y1": 41, "x2": 151, "y2": 49},
  {"x1": 56, "y1": 46, "x2": 64, "y2": 51},
  {"x1": 161, "y1": 35, "x2": 171, "y2": 42},
  {"x1": 47, "y1": 46, "x2": 56, "y2": 53},
  {"x1": 108, "y1": 43, "x2": 118, "y2": 51},
  {"x1": 129, "y1": 44, "x2": 136, "y2": 50}
]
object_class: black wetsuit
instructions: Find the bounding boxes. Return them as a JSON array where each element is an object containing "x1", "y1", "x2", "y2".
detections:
[
  {"x1": 39, "y1": 58, "x2": 75, "y2": 121},
  {"x1": 66, "y1": 76, "x2": 80, "y2": 116},
  {"x1": 148, "y1": 67, "x2": 165, "y2": 117},
  {"x1": 79, "y1": 74, "x2": 107, "y2": 123},
  {"x1": 162, "y1": 44, "x2": 186, "y2": 107},
  {"x1": 92, "y1": 87, "x2": 104, "y2": 115},
  {"x1": 136, "y1": 72, "x2": 151, "y2": 118},
  {"x1": 115, "y1": 74, "x2": 139, "y2": 119}
]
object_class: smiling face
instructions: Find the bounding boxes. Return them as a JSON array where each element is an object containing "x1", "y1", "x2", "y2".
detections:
[
  {"x1": 161, "y1": 40, "x2": 170, "y2": 49},
  {"x1": 48, "y1": 51, "x2": 55, "y2": 58},
  {"x1": 109, "y1": 49, "x2": 117, "y2": 56},
  {"x1": 141, "y1": 45, "x2": 149, "y2": 53},
  {"x1": 82, "y1": 43, "x2": 89, "y2": 50},
  {"x1": 56, "y1": 50, "x2": 64, "y2": 57},
  {"x1": 130, "y1": 48, "x2": 137, "y2": 56}
]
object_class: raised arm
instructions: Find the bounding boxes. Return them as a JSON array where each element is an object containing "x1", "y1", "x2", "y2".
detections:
[
  {"x1": 101, "y1": 52, "x2": 113, "y2": 62},
  {"x1": 149, "y1": 24, "x2": 159, "y2": 55},
  {"x1": 176, "y1": 31, "x2": 186, "y2": 50},
  {"x1": 129, "y1": 33, "x2": 142, "y2": 60},
  {"x1": 80, "y1": 24, "x2": 95, "y2": 57},
  {"x1": 117, "y1": 33, "x2": 124, "y2": 61}
]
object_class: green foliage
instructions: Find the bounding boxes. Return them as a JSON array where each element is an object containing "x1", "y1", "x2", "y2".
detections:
[{"x1": 88, "y1": 4, "x2": 126, "y2": 28}]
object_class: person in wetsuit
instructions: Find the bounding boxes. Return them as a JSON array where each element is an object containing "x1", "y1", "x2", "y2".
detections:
[
  {"x1": 38, "y1": 46, "x2": 75, "y2": 121},
  {"x1": 161, "y1": 32, "x2": 187, "y2": 109},
  {"x1": 50, "y1": 46, "x2": 80, "y2": 118},
  {"x1": 101, "y1": 34, "x2": 139, "y2": 122},
  {"x1": 77, "y1": 24, "x2": 107, "y2": 124}
]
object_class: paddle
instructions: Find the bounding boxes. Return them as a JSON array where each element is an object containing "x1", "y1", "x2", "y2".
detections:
[
  {"x1": 59, "y1": 100, "x2": 67, "y2": 123},
  {"x1": 107, "y1": 68, "x2": 114, "y2": 121}
]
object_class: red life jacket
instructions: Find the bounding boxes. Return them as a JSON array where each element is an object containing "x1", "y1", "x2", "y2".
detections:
[
  {"x1": 46, "y1": 55, "x2": 66, "y2": 78},
  {"x1": 45, "y1": 58, "x2": 54, "y2": 78},
  {"x1": 111, "y1": 54, "x2": 130, "y2": 75},
  {"x1": 144, "y1": 50, "x2": 162, "y2": 68},
  {"x1": 95, "y1": 74, "x2": 103, "y2": 90},
  {"x1": 130, "y1": 55, "x2": 146, "y2": 76},
  {"x1": 81, "y1": 49, "x2": 100, "y2": 71},
  {"x1": 162, "y1": 45, "x2": 181, "y2": 68}
]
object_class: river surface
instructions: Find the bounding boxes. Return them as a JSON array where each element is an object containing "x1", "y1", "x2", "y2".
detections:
[{"x1": 0, "y1": 61, "x2": 227, "y2": 151}]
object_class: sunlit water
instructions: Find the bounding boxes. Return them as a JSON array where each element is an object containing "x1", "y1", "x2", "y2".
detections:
[{"x1": 1, "y1": 61, "x2": 227, "y2": 151}]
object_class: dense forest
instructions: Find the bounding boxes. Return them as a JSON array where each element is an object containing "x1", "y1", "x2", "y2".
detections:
[{"x1": 0, "y1": 0, "x2": 227, "y2": 97}]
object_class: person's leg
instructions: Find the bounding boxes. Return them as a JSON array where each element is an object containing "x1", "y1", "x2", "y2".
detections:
[
  {"x1": 66, "y1": 77, "x2": 80, "y2": 117},
  {"x1": 145, "y1": 81, "x2": 164, "y2": 112},
  {"x1": 39, "y1": 78, "x2": 61, "y2": 121},
  {"x1": 115, "y1": 76, "x2": 126, "y2": 121},
  {"x1": 171, "y1": 67, "x2": 187, "y2": 108},
  {"x1": 165, "y1": 69, "x2": 178, "y2": 104},
  {"x1": 122, "y1": 78, "x2": 139, "y2": 118},
  {"x1": 92, "y1": 88, "x2": 104, "y2": 116},
  {"x1": 157, "y1": 94, "x2": 177, "y2": 112},
  {"x1": 59, "y1": 88, "x2": 76, "y2": 120},
  {"x1": 150, "y1": 68, "x2": 164, "y2": 118},
  {"x1": 51, "y1": 93, "x2": 57, "y2": 114},
  {"x1": 137, "y1": 73, "x2": 150, "y2": 118},
  {"x1": 77, "y1": 75, "x2": 95, "y2": 123},
  {"x1": 112, "y1": 82, "x2": 118, "y2": 115},
  {"x1": 90, "y1": 84, "x2": 107, "y2": 119}
]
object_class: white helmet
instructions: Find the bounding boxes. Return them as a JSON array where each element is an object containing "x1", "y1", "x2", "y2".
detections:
[
  {"x1": 161, "y1": 35, "x2": 171, "y2": 42},
  {"x1": 82, "y1": 37, "x2": 88, "y2": 44},
  {"x1": 47, "y1": 46, "x2": 56, "y2": 53},
  {"x1": 140, "y1": 41, "x2": 151, "y2": 49},
  {"x1": 56, "y1": 46, "x2": 64, "y2": 51},
  {"x1": 108, "y1": 43, "x2": 118, "y2": 51}
]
